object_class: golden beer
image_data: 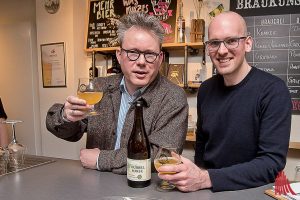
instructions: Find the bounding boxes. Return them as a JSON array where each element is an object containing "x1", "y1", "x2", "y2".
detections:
[
  {"x1": 154, "y1": 157, "x2": 181, "y2": 174},
  {"x1": 77, "y1": 92, "x2": 103, "y2": 105}
]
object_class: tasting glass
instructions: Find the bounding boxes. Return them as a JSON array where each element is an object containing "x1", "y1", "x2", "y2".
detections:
[
  {"x1": 154, "y1": 147, "x2": 181, "y2": 191},
  {"x1": 77, "y1": 78, "x2": 103, "y2": 116},
  {"x1": 3, "y1": 120, "x2": 26, "y2": 171}
]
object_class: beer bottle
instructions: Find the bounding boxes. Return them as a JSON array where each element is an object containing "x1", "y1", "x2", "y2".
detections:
[
  {"x1": 127, "y1": 99, "x2": 151, "y2": 188},
  {"x1": 177, "y1": 0, "x2": 185, "y2": 43},
  {"x1": 89, "y1": 65, "x2": 98, "y2": 79}
]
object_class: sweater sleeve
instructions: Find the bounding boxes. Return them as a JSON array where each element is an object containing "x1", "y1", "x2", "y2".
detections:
[
  {"x1": 46, "y1": 103, "x2": 87, "y2": 142},
  {"x1": 208, "y1": 80, "x2": 292, "y2": 191}
]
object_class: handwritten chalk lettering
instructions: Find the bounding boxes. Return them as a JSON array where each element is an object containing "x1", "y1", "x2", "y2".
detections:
[
  {"x1": 290, "y1": 63, "x2": 300, "y2": 70},
  {"x1": 290, "y1": 40, "x2": 300, "y2": 48},
  {"x1": 93, "y1": 1, "x2": 115, "y2": 19},
  {"x1": 90, "y1": 44, "x2": 99, "y2": 48},
  {"x1": 97, "y1": 38, "x2": 110, "y2": 42},
  {"x1": 90, "y1": 31, "x2": 101, "y2": 36},
  {"x1": 125, "y1": 4, "x2": 149, "y2": 14},
  {"x1": 89, "y1": 23, "x2": 95, "y2": 30},
  {"x1": 260, "y1": 17, "x2": 285, "y2": 25},
  {"x1": 271, "y1": 40, "x2": 290, "y2": 49},
  {"x1": 290, "y1": 50, "x2": 300, "y2": 58},
  {"x1": 97, "y1": 22, "x2": 106, "y2": 27},
  {"x1": 103, "y1": 30, "x2": 111, "y2": 34},
  {"x1": 255, "y1": 53, "x2": 278, "y2": 61},
  {"x1": 292, "y1": 99, "x2": 300, "y2": 111},
  {"x1": 255, "y1": 41, "x2": 271, "y2": 49},
  {"x1": 123, "y1": 0, "x2": 138, "y2": 6},
  {"x1": 236, "y1": 0, "x2": 300, "y2": 9},
  {"x1": 289, "y1": 89, "x2": 299, "y2": 94},
  {"x1": 258, "y1": 67, "x2": 275, "y2": 72},
  {"x1": 288, "y1": 76, "x2": 300, "y2": 85},
  {"x1": 291, "y1": 25, "x2": 300, "y2": 32},
  {"x1": 256, "y1": 28, "x2": 277, "y2": 36}
]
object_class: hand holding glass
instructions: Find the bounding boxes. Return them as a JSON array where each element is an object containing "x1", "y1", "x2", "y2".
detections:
[
  {"x1": 154, "y1": 147, "x2": 181, "y2": 191},
  {"x1": 77, "y1": 78, "x2": 103, "y2": 116}
]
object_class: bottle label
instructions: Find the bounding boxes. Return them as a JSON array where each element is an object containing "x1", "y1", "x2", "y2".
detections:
[{"x1": 127, "y1": 158, "x2": 151, "y2": 181}]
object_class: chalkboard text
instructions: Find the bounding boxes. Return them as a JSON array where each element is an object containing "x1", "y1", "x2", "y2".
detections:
[{"x1": 235, "y1": 0, "x2": 300, "y2": 10}]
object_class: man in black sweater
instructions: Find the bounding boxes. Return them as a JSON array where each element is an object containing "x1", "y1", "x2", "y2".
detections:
[{"x1": 157, "y1": 11, "x2": 292, "y2": 192}]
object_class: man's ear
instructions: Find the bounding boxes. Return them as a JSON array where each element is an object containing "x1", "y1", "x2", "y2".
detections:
[
  {"x1": 245, "y1": 36, "x2": 253, "y2": 53},
  {"x1": 116, "y1": 48, "x2": 121, "y2": 63}
]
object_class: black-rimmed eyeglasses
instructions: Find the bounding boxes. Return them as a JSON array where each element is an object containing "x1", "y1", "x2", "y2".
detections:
[
  {"x1": 205, "y1": 37, "x2": 248, "y2": 52},
  {"x1": 121, "y1": 47, "x2": 161, "y2": 63}
]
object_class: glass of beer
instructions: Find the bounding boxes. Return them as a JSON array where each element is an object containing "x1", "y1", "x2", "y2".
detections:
[
  {"x1": 154, "y1": 147, "x2": 181, "y2": 191},
  {"x1": 77, "y1": 78, "x2": 103, "y2": 116}
]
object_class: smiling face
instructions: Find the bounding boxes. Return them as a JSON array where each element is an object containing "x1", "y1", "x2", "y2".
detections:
[
  {"x1": 208, "y1": 12, "x2": 253, "y2": 85},
  {"x1": 116, "y1": 27, "x2": 163, "y2": 95}
]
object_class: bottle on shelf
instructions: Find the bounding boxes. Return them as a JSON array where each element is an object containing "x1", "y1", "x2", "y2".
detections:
[
  {"x1": 127, "y1": 98, "x2": 151, "y2": 188},
  {"x1": 107, "y1": 54, "x2": 122, "y2": 76},
  {"x1": 177, "y1": 0, "x2": 185, "y2": 43},
  {"x1": 89, "y1": 64, "x2": 98, "y2": 79}
]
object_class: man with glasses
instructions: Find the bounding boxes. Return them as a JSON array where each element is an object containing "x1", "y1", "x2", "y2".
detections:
[
  {"x1": 157, "y1": 11, "x2": 291, "y2": 192},
  {"x1": 46, "y1": 12, "x2": 188, "y2": 174}
]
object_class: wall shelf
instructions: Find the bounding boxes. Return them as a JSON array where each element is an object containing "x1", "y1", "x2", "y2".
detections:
[
  {"x1": 85, "y1": 42, "x2": 205, "y2": 54},
  {"x1": 289, "y1": 142, "x2": 300, "y2": 150}
]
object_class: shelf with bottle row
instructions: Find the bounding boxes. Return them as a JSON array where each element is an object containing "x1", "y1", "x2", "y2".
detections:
[
  {"x1": 289, "y1": 142, "x2": 300, "y2": 150},
  {"x1": 85, "y1": 42, "x2": 204, "y2": 54},
  {"x1": 88, "y1": 42, "x2": 205, "y2": 89}
]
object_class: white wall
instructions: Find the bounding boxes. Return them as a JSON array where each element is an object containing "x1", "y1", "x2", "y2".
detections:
[
  {"x1": 0, "y1": 0, "x2": 41, "y2": 155},
  {"x1": 36, "y1": 0, "x2": 87, "y2": 159}
]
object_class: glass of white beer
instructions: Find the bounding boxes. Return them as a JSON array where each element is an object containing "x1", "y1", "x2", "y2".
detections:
[
  {"x1": 154, "y1": 147, "x2": 181, "y2": 191},
  {"x1": 77, "y1": 78, "x2": 103, "y2": 116}
]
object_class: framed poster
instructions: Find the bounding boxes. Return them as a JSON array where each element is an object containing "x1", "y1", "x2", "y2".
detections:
[
  {"x1": 40, "y1": 42, "x2": 66, "y2": 88},
  {"x1": 167, "y1": 64, "x2": 184, "y2": 86}
]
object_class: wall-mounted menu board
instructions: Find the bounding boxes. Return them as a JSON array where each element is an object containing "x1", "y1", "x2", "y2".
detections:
[
  {"x1": 230, "y1": 2, "x2": 300, "y2": 115},
  {"x1": 85, "y1": 0, "x2": 178, "y2": 51}
]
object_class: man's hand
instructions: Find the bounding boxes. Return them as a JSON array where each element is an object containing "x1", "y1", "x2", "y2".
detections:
[
  {"x1": 157, "y1": 156, "x2": 212, "y2": 192},
  {"x1": 63, "y1": 95, "x2": 92, "y2": 122},
  {"x1": 80, "y1": 148, "x2": 100, "y2": 169}
]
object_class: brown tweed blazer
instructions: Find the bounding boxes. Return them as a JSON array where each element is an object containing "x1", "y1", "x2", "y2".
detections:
[{"x1": 46, "y1": 73, "x2": 188, "y2": 174}]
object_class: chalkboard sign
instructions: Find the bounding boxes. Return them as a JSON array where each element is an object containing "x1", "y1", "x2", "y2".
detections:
[
  {"x1": 85, "y1": 0, "x2": 178, "y2": 50},
  {"x1": 230, "y1": 3, "x2": 300, "y2": 115}
]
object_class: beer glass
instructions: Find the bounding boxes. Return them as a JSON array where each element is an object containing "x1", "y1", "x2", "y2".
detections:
[
  {"x1": 154, "y1": 147, "x2": 181, "y2": 191},
  {"x1": 4, "y1": 120, "x2": 26, "y2": 171},
  {"x1": 77, "y1": 78, "x2": 103, "y2": 116}
]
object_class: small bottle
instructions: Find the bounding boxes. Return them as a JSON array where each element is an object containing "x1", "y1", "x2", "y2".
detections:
[
  {"x1": 89, "y1": 65, "x2": 98, "y2": 79},
  {"x1": 127, "y1": 99, "x2": 151, "y2": 188},
  {"x1": 177, "y1": 0, "x2": 185, "y2": 43},
  {"x1": 107, "y1": 55, "x2": 122, "y2": 76}
]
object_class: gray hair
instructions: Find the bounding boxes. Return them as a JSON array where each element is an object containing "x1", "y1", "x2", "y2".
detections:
[{"x1": 117, "y1": 12, "x2": 165, "y2": 47}]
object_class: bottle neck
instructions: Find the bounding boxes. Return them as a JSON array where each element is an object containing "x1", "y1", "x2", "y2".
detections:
[
  {"x1": 134, "y1": 105, "x2": 143, "y2": 127},
  {"x1": 179, "y1": 2, "x2": 183, "y2": 18}
]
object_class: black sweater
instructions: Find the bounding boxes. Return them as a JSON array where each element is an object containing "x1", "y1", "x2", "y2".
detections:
[{"x1": 195, "y1": 67, "x2": 292, "y2": 192}]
